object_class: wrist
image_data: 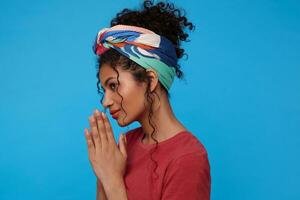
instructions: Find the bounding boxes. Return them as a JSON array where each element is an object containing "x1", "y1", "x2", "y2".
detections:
[
  {"x1": 96, "y1": 178, "x2": 108, "y2": 200},
  {"x1": 103, "y1": 177, "x2": 127, "y2": 200}
]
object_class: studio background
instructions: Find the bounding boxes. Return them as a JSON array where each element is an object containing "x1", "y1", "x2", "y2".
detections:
[{"x1": 0, "y1": 0, "x2": 299, "y2": 199}]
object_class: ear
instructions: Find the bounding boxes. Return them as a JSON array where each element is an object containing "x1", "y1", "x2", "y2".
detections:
[{"x1": 146, "y1": 68, "x2": 159, "y2": 92}]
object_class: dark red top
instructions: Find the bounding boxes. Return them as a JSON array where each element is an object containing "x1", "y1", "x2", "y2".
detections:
[{"x1": 124, "y1": 127, "x2": 211, "y2": 200}]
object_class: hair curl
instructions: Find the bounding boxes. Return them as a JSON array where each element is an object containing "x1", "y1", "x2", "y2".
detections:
[{"x1": 95, "y1": 0, "x2": 194, "y2": 182}]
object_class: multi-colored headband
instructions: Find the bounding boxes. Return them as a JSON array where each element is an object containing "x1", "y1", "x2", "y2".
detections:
[{"x1": 93, "y1": 24, "x2": 177, "y2": 91}]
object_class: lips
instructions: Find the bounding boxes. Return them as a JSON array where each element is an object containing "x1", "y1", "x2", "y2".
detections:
[
  {"x1": 110, "y1": 109, "x2": 121, "y2": 119},
  {"x1": 110, "y1": 109, "x2": 120, "y2": 115}
]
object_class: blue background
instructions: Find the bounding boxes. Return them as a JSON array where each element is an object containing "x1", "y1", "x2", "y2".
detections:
[{"x1": 0, "y1": 0, "x2": 299, "y2": 199}]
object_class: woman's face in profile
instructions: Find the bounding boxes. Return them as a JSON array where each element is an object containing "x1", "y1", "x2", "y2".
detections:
[{"x1": 99, "y1": 63, "x2": 147, "y2": 126}]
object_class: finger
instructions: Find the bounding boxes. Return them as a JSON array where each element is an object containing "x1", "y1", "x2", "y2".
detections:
[
  {"x1": 94, "y1": 109, "x2": 108, "y2": 147},
  {"x1": 84, "y1": 128, "x2": 95, "y2": 157},
  {"x1": 118, "y1": 134, "x2": 127, "y2": 158},
  {"x1": 89, "y1": 115, "x2": 101, "y2": 150},
  {"x1": 102, "y1": 112, "x2": 116, "y2": 144}
]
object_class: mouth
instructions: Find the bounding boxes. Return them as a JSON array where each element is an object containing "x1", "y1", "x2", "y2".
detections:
[{"x1": 111, "y1": 109, "x2": 121, "y2": 119}]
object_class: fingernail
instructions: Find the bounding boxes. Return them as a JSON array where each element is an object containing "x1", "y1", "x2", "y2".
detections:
[{"x1": 89, "y1": 116, "x2": 95, "y2": 122}]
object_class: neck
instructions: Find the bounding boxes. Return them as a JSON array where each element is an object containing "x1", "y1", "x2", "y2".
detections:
[{"x1": 137, "y1": 91, "x2": 186, "y2": 144}]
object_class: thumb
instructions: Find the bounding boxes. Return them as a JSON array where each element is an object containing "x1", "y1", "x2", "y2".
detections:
[{"x1": 118, "y1": 134, "x2": 127, "y2": 157}]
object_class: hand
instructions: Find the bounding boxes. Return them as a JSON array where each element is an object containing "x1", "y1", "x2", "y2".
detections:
[{"x1": 84, "y1": 109, "x2": 127, "y2": 186}]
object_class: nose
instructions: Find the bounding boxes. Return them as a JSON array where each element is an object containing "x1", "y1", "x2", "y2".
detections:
[{"x1": 102, "y1": 92, "x2": 113, "y2": 109}]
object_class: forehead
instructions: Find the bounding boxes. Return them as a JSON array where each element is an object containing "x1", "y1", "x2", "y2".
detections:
[
  {"x1": 99, "y1": 63, "x2": 117, "y2": 78},
  {"x1": 99, "y1": 64, "x2": 132, "y2": 85}
]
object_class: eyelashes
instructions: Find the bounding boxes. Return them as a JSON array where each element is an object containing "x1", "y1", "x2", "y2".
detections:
[
  {"x1": 100, "y1": 82, "x2": 118, "y2": 93},
  {"x1": 109, "y1": 82, "x2": 117, "y2": 91}
]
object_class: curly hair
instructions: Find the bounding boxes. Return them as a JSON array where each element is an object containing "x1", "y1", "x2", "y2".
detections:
[{"x1": 95, "y1": 0, "x2": 195, "y2": 181}]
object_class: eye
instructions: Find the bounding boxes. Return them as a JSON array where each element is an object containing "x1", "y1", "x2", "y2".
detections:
[{"x1": 109, "y1": 82, "x2": 118, "y2": 91}]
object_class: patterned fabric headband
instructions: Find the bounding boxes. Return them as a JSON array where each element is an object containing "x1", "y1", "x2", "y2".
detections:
[{"x1": 93, "y1": 24, "x2": 177, "y2": 91}]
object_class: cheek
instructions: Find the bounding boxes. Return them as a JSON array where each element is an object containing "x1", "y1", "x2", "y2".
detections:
[{"x1": 119, "y1": 84, "x2": 146, "y2": 121}]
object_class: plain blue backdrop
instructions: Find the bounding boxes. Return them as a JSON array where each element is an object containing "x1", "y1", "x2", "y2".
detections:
[{"x1": 0, "y1": 0, "x2": 299, "y2": 199}]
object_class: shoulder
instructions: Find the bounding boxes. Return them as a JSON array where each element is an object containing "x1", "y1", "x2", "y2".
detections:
[
  {"x1": 167, "y1": 131, "x2": 210, "y2": 172},
  {"x1": 169, "y1": 151, "x2": 210, "y2": 173},
  {"x1": 166, "y1": 130, "x2": 209, "y2": 161}
]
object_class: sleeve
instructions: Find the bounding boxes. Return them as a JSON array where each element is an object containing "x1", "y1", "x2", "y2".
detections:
[{"x1": 161, "y1": 152, "x2": 211, "y2": 200}]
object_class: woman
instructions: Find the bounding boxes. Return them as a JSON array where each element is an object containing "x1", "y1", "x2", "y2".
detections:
[{"x1": 84, "y1": 1, "x2": 211, "y2": 199}]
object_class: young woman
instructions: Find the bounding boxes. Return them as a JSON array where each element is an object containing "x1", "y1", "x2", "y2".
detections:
[{"x1": 84, "y1": 1, "x2": 211, "y2": 199}]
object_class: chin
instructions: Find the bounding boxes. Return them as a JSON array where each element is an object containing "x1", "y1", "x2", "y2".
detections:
[
  {"x1": 116, "y1": 116, "x2": 132, "y2": 127},
  {"x1": 118, "y1": 123, "x2": 128, "y2": 127}
]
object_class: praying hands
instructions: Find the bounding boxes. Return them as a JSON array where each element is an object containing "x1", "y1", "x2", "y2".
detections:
[{"x1": 84, "y1": 109, "x2": 128, "y2": 200}]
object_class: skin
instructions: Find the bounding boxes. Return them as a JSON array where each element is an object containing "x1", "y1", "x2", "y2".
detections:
[
  {"x1": 84, "y1": 63, "x2": 187, "y2": 199},
  {"x1": 85, "y1": 110, "x2": 127, "y2": 200}
]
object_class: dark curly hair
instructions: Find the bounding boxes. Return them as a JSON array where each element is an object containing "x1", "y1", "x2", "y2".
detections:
[{"x1": 95, "y1": 0, "x2": 195, "y2": 182}]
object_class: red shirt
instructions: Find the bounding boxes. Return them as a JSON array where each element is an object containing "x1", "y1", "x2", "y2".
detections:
[{"x1": 124, "y1": 127, "x2": 211, "y2": 200}]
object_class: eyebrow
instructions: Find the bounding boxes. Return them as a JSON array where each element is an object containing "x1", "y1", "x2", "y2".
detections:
[{"x1": 101, "y1": 77, "x2": 115, "y2": 90}]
